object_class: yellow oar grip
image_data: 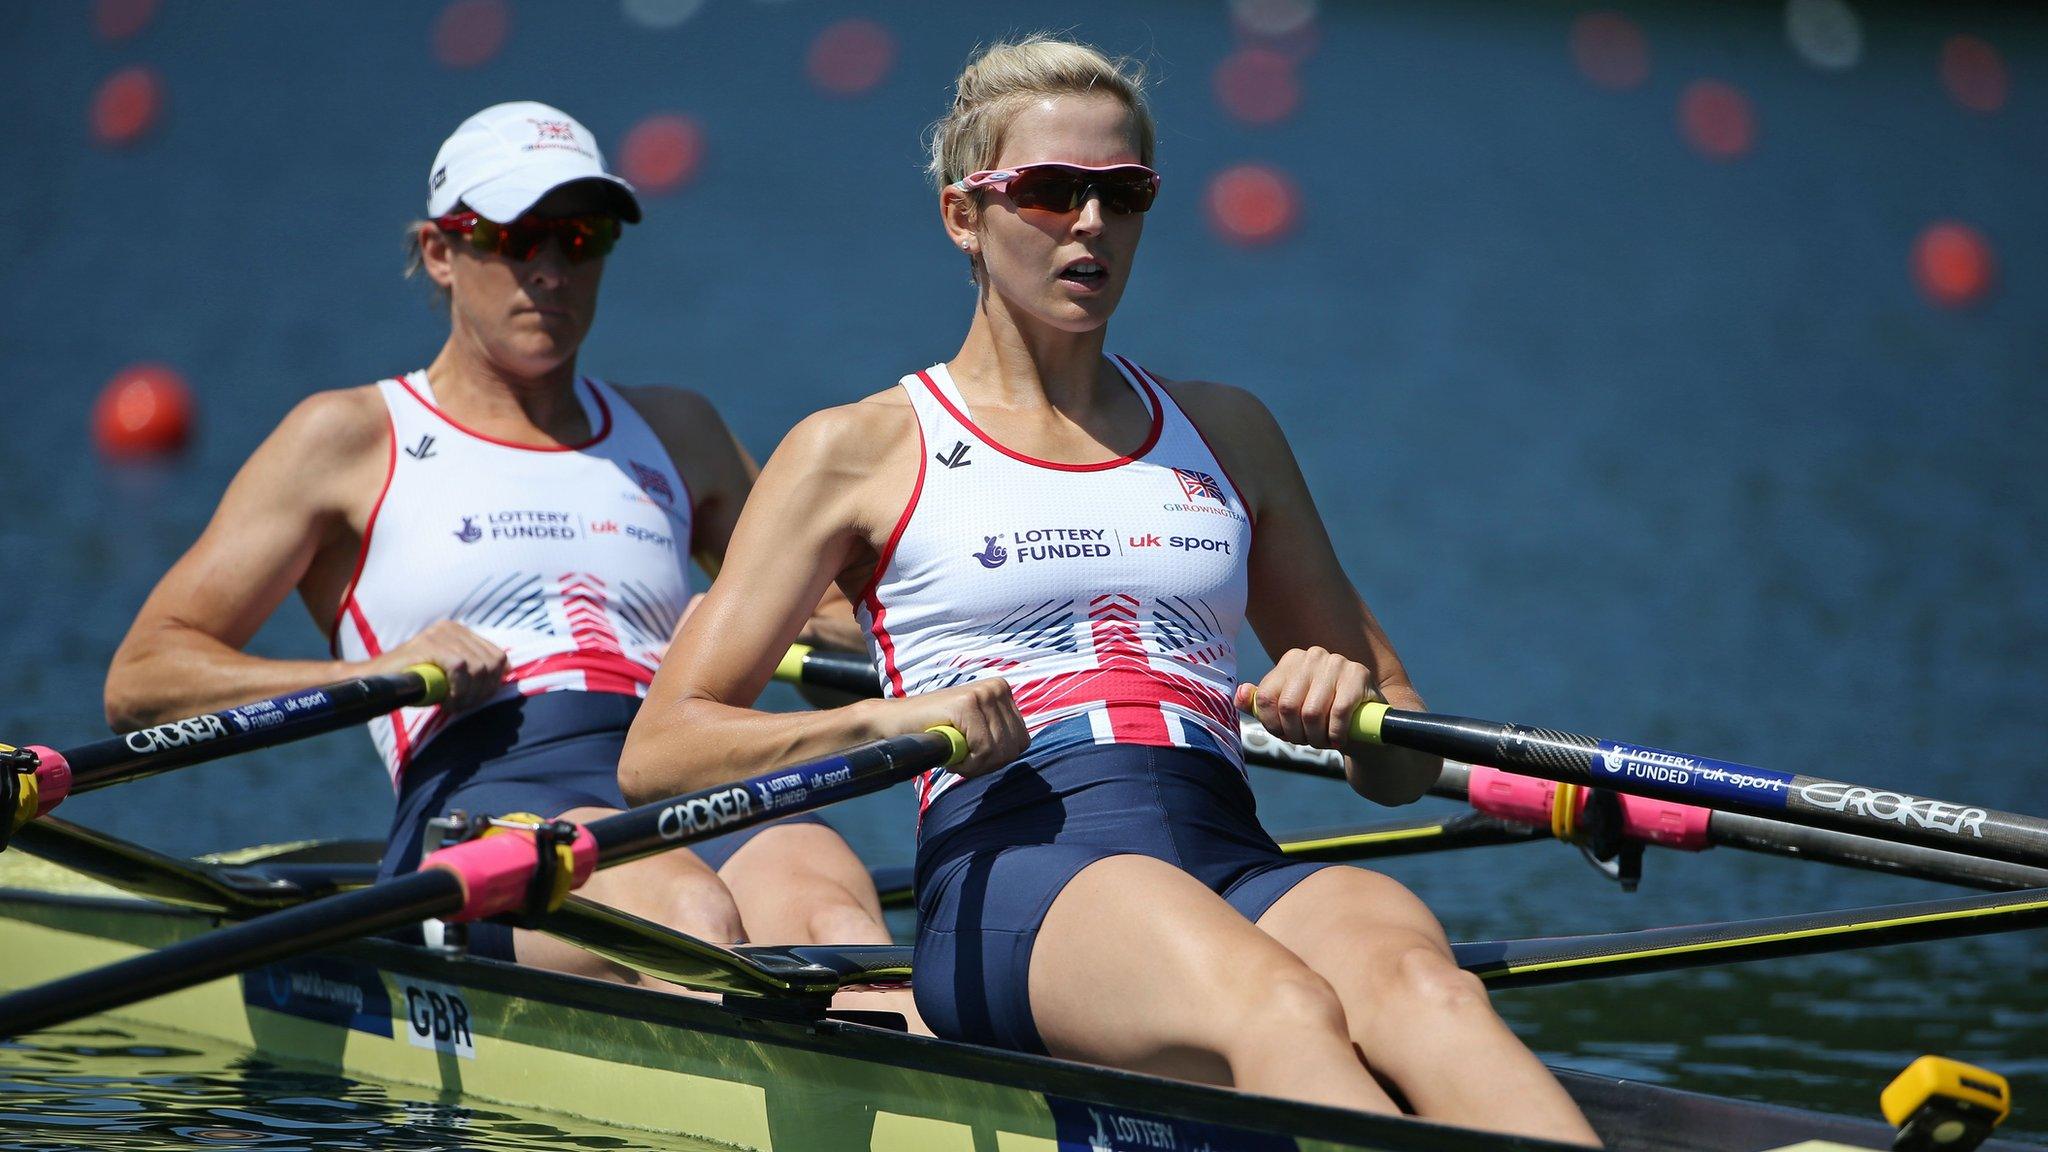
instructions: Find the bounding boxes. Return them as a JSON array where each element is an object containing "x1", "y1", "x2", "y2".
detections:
[
  {"x1": 4, "y1": 743, "x2": 37, "y2": 834},
  {"x1": 408, "y1": 663, "x2": 451, "y2": 706},
  {"x1": 774, "y1": 644, "x2": 813, "y2": 685},
  {"x1": 926, "y1": 725, "x2": 970, "y2": 768},
  {"x1": 1349, "y1": 701, "x2": 1390, "y2": 744}
]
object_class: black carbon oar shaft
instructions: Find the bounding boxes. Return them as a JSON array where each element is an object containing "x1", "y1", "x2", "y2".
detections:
[
  {"x1": 1356, "y1": 705, "x2": 2048, "y2": 871},
  {"x1": 0, "y1": 728, "x2": 962, "y2": 1039},
  {"x1": 63, "y1": 667, "x2": 448, "y2": 793}
]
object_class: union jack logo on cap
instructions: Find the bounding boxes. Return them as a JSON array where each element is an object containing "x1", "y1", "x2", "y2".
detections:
[
  {"x1": 1174, "y1": 468, "x2": 1226, "y2": 503},
  {"x1": 629, "y1": 461, "x2": 675, "y2": 506}
]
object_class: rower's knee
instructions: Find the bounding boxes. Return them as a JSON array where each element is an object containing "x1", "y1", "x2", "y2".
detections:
[
  {"x1": 1220, "y1": 968, "x2": 1349, "y2": 1063},
  {"x1": 1387, "y1": 945, "x2": 1488, "y2": 1020},
  {"x1": 805, "y1": 899, "x2": 887, "y2": 946},
  {"x1": 656, "y1": 874, "x2": 746, "y2": 945}
]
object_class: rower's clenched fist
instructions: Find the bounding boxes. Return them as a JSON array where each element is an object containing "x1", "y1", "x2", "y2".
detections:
[
  {"x1": 371, "y1": 620, "x2": 509, "y2": 712},
  {"x1": 1235, "y1": 646, "x2": 1376, "y2": 750},
  {"x1": 866, "y1": 678, "x2": 1028, "y2": 779}
]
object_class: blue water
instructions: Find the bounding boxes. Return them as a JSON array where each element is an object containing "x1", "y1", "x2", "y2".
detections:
[{"x1": 2, "y1": 0, "x2": 2044, "y2": 1142}]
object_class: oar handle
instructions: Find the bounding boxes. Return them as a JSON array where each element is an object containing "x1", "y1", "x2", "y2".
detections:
[
  {"x1": 1350, "y1": 702, "x2": 2048, "y2": 871},
  {"x1": 52, "y1": 664, "x2": 448, "y2": 797},
  {"x1": 424, "y1": 725, "x2": 966, "y2": 924}
]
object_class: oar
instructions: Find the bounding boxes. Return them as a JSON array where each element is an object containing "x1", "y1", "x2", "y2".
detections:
[
  {"x1": 1350, "y1": 703, "x2": 2048, "y2": 870},
  {"x1": 0, "y1": 726, "x2": 965, "y2": 1040},
  {"x1": 4, "y1": 665, "x2": 448, "y2": 847},
  {"x1": 779, "y1": 646, "x2": 2048, "y2": 891}
]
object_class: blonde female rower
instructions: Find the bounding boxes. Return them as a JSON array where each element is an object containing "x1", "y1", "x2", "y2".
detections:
[{"x1": 620, "y1": 39, "x2": 1597, "y2": 1143}]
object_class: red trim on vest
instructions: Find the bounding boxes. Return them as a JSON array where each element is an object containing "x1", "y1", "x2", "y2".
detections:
[
  {"x1": 859, "y1": 404, "x2": 927, "y2": 698},
  {"x1": 329, "y1": 398, "x2": 400, "y2": 654},
  {"x1": 395, "y1": 375, "x2": 614, "y2": 452},
  {"x1": 915, "y1": 367, "x2": 1162, "y2": 473},
  {"x1": 345, "y1": 600, "x2": 418, "y2": 771}
]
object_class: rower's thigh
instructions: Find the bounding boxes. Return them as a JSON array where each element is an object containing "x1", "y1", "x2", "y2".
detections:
[
  {"x1": 1028, "y1": 854, "x2": 1339, "y2": 1077},
  {"x1": 1253, "y1": 866, "x2": 1469, "y2": 1029},
  {"x1": 554, "y1": 805, "x2": 746, "y2": 944},
  {"x1": 719, "y1": 822, "x2": 890, "y2": 945}
]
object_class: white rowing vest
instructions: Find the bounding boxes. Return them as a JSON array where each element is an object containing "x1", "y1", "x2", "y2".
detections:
[
  {"x1": 332, "y1": 371, "x2": 693, "y2": 782},
  {"x1": 856, "y1": 356, "x2": 1252, "y2": 811}
]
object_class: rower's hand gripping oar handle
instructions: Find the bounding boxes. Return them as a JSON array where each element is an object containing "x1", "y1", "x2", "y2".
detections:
[{"x1": 4, "y1": 663, "x2": 449, "y2": 839}]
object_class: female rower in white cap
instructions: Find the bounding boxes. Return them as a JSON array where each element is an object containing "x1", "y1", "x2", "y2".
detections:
[
  {"x1": 620, "y1": 38, "x2": 1596, "y2": 1141},
  {"x1": 105, "y1": 102, "x2": 903, "y2": 996}
]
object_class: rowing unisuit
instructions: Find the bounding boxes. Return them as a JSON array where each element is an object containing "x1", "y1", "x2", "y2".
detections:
[
  {"x1": 856, "y1": 354, "x2": 1250, "y2": 811},
  {"x1": 332, "y1": 370, "x2": 692, "y2": 781}
]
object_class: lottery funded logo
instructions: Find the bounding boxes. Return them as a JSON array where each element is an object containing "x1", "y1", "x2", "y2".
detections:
[{"x1": 970, "y1": 527, "x2": 1112, "y2": 568}]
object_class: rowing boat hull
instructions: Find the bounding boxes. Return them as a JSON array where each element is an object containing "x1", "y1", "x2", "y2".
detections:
[{"x1": 0, "y1": 859, "x2": 2025, "y2": 1152}]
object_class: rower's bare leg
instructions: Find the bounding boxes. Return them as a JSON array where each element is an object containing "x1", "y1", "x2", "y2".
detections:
[
  {"x1": 719, "y1": 823, "x2": 929, "y2": 1034},
  {"x1": 1027, "y1": 854, "x2": 1399, "y2": 1113},
  {"x1": 1256, "y1": 867, "x2": 1601, "y2": 1146},
  {"x1": 508, "y1": 804, "x2": 746, "y2": 992}
]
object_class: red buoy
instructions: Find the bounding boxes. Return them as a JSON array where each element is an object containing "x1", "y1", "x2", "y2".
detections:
[
  {"x1": 807, "y1": 18, "x2": 896, "y2": 98},
  {"x1": 1678, "y1": 80, "x2": 1755, "y2": 161},
  {"x1": 90, "y1": 66, "x2": 164, "y2": 148},
  {"x1": 1214, "y1": 48, "x2": 1301, "y2": 126},
  {"x1": 94, "y1": 0, "x2": 158, "y2": 42},
  {"x1": 1571, "y1": 11, "x2": 1650, "y2": 92},
  {"x1": 1940, "y1": 35, "x2": 2008, "y2": 114},
  {"x1": 620, "y1": 114, "x2": 705, "y2": 196},
  {"x1": 1206, "y1": 164, "x2": 1299, "y2": 247},
  {"x1": 1912, "y1": 221, "x2": 1996, "y2": 309},
  {"x1": 433, "y1": 0, "x2": 508, "y2": 70},
  {"x1": 92, "y1": 364, "x2": 194, "y2": 460}
]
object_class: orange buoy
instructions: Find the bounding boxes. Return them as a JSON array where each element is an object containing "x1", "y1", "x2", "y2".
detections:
[
  {"x1": 1206, "y1": 164, "x2": 1299, "y2": 247},
  {"x1": 1214, "y1": 48, "x2": 1301, "y2": 126},
  {"x1": 1912, "y1": 221, "x2": 1996, "y2": 309},
  {"x1": 92, "y1": 364, "x2": 194, "y2": 460},
  {"x1": 620, "y1": 114, "x2": 705, "y2": 196},
  {"x1": 1571, "y1": 11, "x2": 1650, "y2": 91},
  {"x1": 433, "y1": 0, "x2": 508, "y2": 70},
  {"x1": 94, "y1": 0, "x2": 158, "y2": 41},
  {"x1": 807, "y1": 18, "x2": 896, "y2": 98},
  {"x1": 1678, "y1": 79, "x2": 1755, "y2": 161},
  {"x1": 1940, "y1": 34, "x2": 2008, "y2": 114},
  {"x1": 90, "y1": 66, "x2": 164, "y2": 148}
]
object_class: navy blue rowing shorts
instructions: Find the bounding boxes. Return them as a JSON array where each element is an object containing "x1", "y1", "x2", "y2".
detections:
[{"x1": 911, "y1": 734, "x2": 1330, "y2": 1053}]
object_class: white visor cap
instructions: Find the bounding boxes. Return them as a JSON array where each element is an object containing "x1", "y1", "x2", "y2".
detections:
[{"x1": 426, "y1": 101, "x2": 641, "y2": 224}]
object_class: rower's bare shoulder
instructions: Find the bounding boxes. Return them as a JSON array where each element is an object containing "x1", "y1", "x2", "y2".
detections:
[
  {"x1": 260, "y1": 386, "x2": 391, "y2": 481},
  {"x1": 613, "y1": 383, "x2": 721, "y2": 432},
  {"x1": 778, "y1": 394, "x2": 920, "y2": 479},
  {"x1": 1156, "y1": 376, "x2": 1290, "y2": 462}
]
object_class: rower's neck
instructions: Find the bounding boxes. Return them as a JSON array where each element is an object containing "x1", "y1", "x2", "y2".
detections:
[
  {"x1": 423, "y1": 337, "x2": 589, "y2": 446},
  {"x1": 948, "y1": 289, "x2": 1113, "y2": 415}
]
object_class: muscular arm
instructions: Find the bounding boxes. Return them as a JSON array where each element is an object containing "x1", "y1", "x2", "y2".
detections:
[
  {"x1": 622, "y1": 386, "x2": 865, "y2": 651},
  {"x1": 1171, "y1": 380, "x2": 1442, "y2": 805},
  {"x1": 103, "y1": 390, "x2": 390, "y2": 728},
  {"x1": 618, "y1": 401, "x2": 1024, "y2": 803}
]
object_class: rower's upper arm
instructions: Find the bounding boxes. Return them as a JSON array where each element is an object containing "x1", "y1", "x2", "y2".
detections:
[
  {"x1": 1169, "y1": 380, "x2": 1413, "y2": 687},
  {"x1": 649, "y1": 401, "x2": 912, "y2": 709},
  {"x1": 116, "y1": 389, "x2": 387, "y2": 653}
]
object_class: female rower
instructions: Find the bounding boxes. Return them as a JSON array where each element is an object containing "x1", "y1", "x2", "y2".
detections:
[
  {"x1": 620, "y1": 39, "x2": 1597, "y2": 1140},
  {"x1": 105, "y1": 102, "x2": 900, "y2": 991}
]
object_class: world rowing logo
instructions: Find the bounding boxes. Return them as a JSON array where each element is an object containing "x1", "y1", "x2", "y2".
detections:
[
  {"x1": 628, "y1": 462, "x2": 675, "y2": 507},
  {"x1": 453, "y1": 516, "x2": 482, "y2": 544},
  {"x1": 1173, "y1": 468, "x2": 1226, "y2": 504},
  {"x1": 972, "y1": 536, "x2": 1008, "y2": 568}
]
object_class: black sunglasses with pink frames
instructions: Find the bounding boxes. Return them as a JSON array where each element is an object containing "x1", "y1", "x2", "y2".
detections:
[{"x1": 954, "y1": 162, "x2": 1162, "y2": 216}]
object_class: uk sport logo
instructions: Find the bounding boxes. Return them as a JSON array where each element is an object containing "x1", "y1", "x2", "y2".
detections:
[{"x1": 1173, "y1": 468, "x2": 1226, "y2": 504}]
